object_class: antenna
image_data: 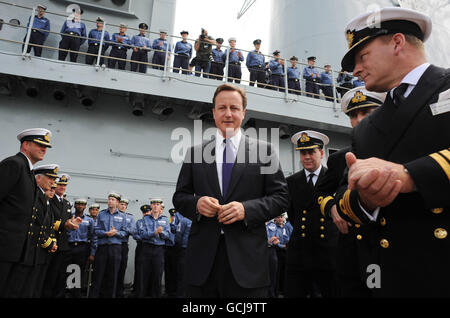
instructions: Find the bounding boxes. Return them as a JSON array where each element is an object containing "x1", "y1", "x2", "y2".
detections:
[{"x1": 237, "y1": 0, "x2": 257, "y2": 19}]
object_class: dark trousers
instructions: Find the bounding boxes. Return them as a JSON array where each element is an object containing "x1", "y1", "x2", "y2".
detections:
[
  {"x1": 6, "y1": 262, "x2": 47, "y2": 298},
  {"x1": 186, "y1": 236, "x2": 269, "y2": 298},
  {"x1": 249, "y1": 67, "x2": 266, "y2": 87},
  {"x1": 152, "y1": 51, "x2": 166, "y2": 70},
  {"x1": 164, "y1": 245, "x2": 178, "y2": 297},
  {"x1": 227, "y1": 63, "x2": 242, "y2": 83},
  {"x1": 116, "y1": 242, "x2": 129, "y2": 298},
  {"x1": 108, "y1": 47, "x2": 128, "y2": 70},
  {"x1": 130, "y1": 49, "x2": 148, "y2": 73},
  {"x1": 66, "y1": 243, "x2": 90, "y2": 298},
  {"x1": 58, "y1": 33, "x2": 81, "y2": 62},
  {"x1": 194, "y1": 59, "x2": 211, "y2": 78},
  {"x1": 270, "y1": 74, "x2": 285, "y2": 92},
  {"x1": 275, "y1": 247, "x2": 287, "y2": 296},
  {"x1": 133, "y1": 241, "x2": 142, "y2": 294},
  {"x1": 337, "y1": 82, "x2": 354, "y2": 98},
  {"x1": 90, "y1": 244, "x2": 122, "y2": 298},
  {"x1": 139, "y1": 243, "x2": 165, "y2": 298},
  {"x1": 23, "y1": 30, "x2": 45, "y2": 56},
  {"x1": 0, "y1": 262, "x2": 14, "y2": 297},
  {"x1": 209, "y1": 62, "x2": 224, "y2": 80},
  {"x1": 288, "y1": 78, "x2": 301, "y2": 95},
  {"x1": 321, "y1": 85, "x2": 335, "y2": 101},
  {"x1": 305, "y1": 80, "x2": 320, "y2": 98},
  {"x1": 176, "y1": 247, "x2": 187, "y2": 298},
  {"x1": 85, "y1": 43, "x2": 107, "y2": 65},
  {"x1": 268, "y1": 247, "x2": 278, "y2": 298},
  {"x1": 42, "y1": 250, "x2": 70, "y2": 298},
  {"x1": 173, "y1": 55, "x2": 190, "y2": 74}
]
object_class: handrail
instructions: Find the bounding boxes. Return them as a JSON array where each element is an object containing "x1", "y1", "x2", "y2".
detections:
[{"x1": 0, "y1": 1, "x2": 361, "y2": 103}]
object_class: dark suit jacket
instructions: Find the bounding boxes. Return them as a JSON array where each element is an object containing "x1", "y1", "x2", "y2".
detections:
[
  {"x1": 49, "y1": 196, "x2": 72, "y2": 252},
  {"x1": 335, "y1": 65, "x2": 450, "y2": 297},
  {"x1": 0, "y1": 152, "x2": 36, "y2": 263},
  {"x1": 173, "y1": 135, "x2": 289, "y2": 288},
  {"x1": 286, "y1": 166, "x2": 339, "y2": 270}
]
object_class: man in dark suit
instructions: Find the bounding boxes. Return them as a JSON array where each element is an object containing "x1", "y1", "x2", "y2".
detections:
[
  {"x1": 0, "y1": 128, "x2": 52, "y2": 297},
  {"x1": 285, "y1": 130, "x2": 339, "y2": 298},
  {"x1": 173, "y1": 83, "x2": 289, "y2": 298},
  {"x1": 315, "y1": 87, "x2": 386, "y2": 297},
  {"x1": 335, "y1": 7, "x2": 450, "y2": 297}
]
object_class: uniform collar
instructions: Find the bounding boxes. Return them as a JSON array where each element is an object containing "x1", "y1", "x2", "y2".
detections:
[
  {"x1": 305, "y1": 165, "x2": 322, "y2": 177},
  {"x1": 389, "y1": 62, "x2": 430, "y2": 98},
  {"x1": 20, "y1": 151, "x2": 34, "y2": 170}
]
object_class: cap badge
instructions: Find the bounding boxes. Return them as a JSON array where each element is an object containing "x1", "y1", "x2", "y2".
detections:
[
  {"x1": 44, "y1": 133, "x2": 50, "y2": 142},
  {"x1": 53, "y1": 167, "x2": 59, "y2": 175},
  {"x1": 300, "y1": 133, "x2": 310, "y2": 143},
  {"x1": 346, "y1": 30, "x2": 355, "y2": 49},
  {"x1": 352, "y1": 91, "x2": 367, "y2": 104}
]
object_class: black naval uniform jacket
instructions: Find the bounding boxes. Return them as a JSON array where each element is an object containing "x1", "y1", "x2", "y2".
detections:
[
  {"x1": 22, "y1": 187, "x2": 56, "y2": 266},
  {"x1": 49, "y1": 196, "x2": 72, "y2": 252},
  {"x1": 286, "y1": 166, "x2": 339, "y2": 271},
  {"x1": 335, "y1": 65, "x2": 450, "y2": 297},
  {"x1": 0, "y1": 152, "x2": 37, "y2": 263}
]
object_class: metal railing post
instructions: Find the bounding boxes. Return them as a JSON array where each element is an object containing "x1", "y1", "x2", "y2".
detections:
[
  {"x1": 162, "y1": 36, "x2": 170, "y2": 80},
  {"x1": 224, "y1": 46, "x2": 230, "y2": 82},
  {"x1": 331, "y1": 67, "x2": 338, "y2": 116},
  {"x1": 96, "y1": 21, "x2": 106, "y2": 68},
  {"x1": 284, "y1": 58, "x2": 289, "y2": 101},
  {"x1": 22, "y1": 6, "x2": 36, "y2": 56}
]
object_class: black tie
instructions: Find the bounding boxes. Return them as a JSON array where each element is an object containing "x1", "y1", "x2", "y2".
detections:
[
  {"x1": 308, "y1": 173, "x2": 315, "y2": 189},
  {"x1": 392, "y1": 83, "x2": 409, "y2": 106}
]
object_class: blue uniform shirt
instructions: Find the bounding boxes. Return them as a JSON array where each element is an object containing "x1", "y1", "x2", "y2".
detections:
[
  {"x1": 223, "y1": 48, "x2": 244, "y2": 64},
  {"x1": 122, "y1": 212, "x2": 136, "y2": 243},
  {"x1": 27, "y1": 15, "x2": 50, "y2": 39},
  {"x1": 139, "y1": 214, "x2": 173, "y2": 246},
  {"x1": 94, "y1": 209, "x2": 128, "y2": 245},
  {"x1": 87, "y1": 28, "x2": 110, "y2": 47},
  {"x1": 287, "y1": 66, "x2": 300, "y2": 79},
  {"x1": 320, "y1": 71, "x2": 333, "y2": 85},
  {"x1": 353, "y1": 79, "x2": 365, "y2": 87},
  {"x1": 152, "y1": 38, "x2": 171, "y2": 52},
  {"x1": 111, "y1": 33, "x2": 131, "y2": 50},
  {"x1": 133, "y1": 218, "x2": 144, "y2": 241},
  {"x1": 212, "y1": 48, "x2": 224, "y2": 63},
  {"x1": 303, "y1": 66, "x2": 320, "y2": 80},
  {"x1": 246, "y1": 50, "x2": 265, "y2": 68},
  {"x1": 131, "y1": 34, "x2": 151, "y2": 49},
  {"x1": 174, "y1": 40, "x2": 192, "y2": 58},
  {"x1": 167, "y1": 212, "x2": 191, "y2": 248},
  {"x1": 67, "y1": 214, "x2": 96, "y2": 256},
  {"x1": 266, "y1": 221, "x2": 289, "y2": 248},
  {"x1": 269, "y1": 59, "x2": 284, "y2": 75},
  {"x1": 60, "y1": 19, "x2": 87, "y2": 45}
]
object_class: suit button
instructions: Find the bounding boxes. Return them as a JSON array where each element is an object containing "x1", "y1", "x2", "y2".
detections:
[
  {"x1": 301, "y1": 233, "x2": 306, "y2": 238},
  {"x1": 320, "y1": 226, "x2": 324, "y2": 230},
  {"x1": 431, "y1": 208, "x2": 443, "y2": 214},
  {"x1": 320, "y1": 234, "x2": 325, "y2": 239},
  {"x1": 303, "y1": 210, "x2": 307, "y2": 214},
  {"x1": 301, "y1": 217, "x2": 306, "y2": 222},
  {"x1": 355, "y1": 224, "x2": 361, "y2": 228},
  {"x1": 380, "y1": 218, "x2": 386, "y2": 226},
  {"x1": 356, "y1": 234, "x2": 362, "y2": 240},
  {"x1": 320, "y1": 218, "x2": 325, "y2": 223},
  {"x1": 380, "y1": 239, "x2": 389, "y2": 248},
  {"x1": 301, "y1": 225, "x2": 306, "y2": 229},
  {"x1": 434, "y1": 228, "x2": 447, "y2": 239}
]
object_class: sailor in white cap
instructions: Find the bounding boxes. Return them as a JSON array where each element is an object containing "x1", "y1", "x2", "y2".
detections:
[
  {"x1": 223, "y1": 37, "x2": 244, "y2": 83},
  {"x1": 314, "y1": 87, "x2": 385, "y2": 297},
  {"x1": 85, "y1": 16, "x2": 110, "y2": 66},
  {"x1": 108, "y1": 23, "x2": 131, "y2": 70},
  {"x1": 285, "y1": 130, "x2": 339, "y2": 298},
  {"x1": 152, "y1": 29, "x2": 171, "y2": 70},
  {"x1": 8, "y1": 163, "x2": 60, "y2": 297},
  {"x1": 23, "y1": 4, "x2": 50, "y2": 57},
  {"x1": 335, "y1": 6, "x2": 450, "y2": 297}
]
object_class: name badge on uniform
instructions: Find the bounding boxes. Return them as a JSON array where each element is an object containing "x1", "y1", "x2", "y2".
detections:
[
  {"x1": 430, "y1": 88, "x2": 450, "y2": 116},
  {"x1": 82, "y1": 220, "x2": 89, "y2": 224},
  {"x1": 114, "y1": 216, "x2": 123, "y2": 222},
  {"x1": 158, "y1": 220, "x2": 167, "y2": 225},
  {"x1": 269, "y1": 224, "x2": 276, "y2": 231}
]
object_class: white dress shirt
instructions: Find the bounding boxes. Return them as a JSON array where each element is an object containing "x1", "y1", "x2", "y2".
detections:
[
  {"x1": 362, "y1": 62, "x2": 431, "y2": 222},
  {"x1": 215, "y1": 128, "x2": 242, "y2": 195},
  {"x1": 305, "y1": 165, "x2": 322, "y2": 186},
  {"x1": 20, "y1": 151, "x2": 34, "y2": 171}
]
